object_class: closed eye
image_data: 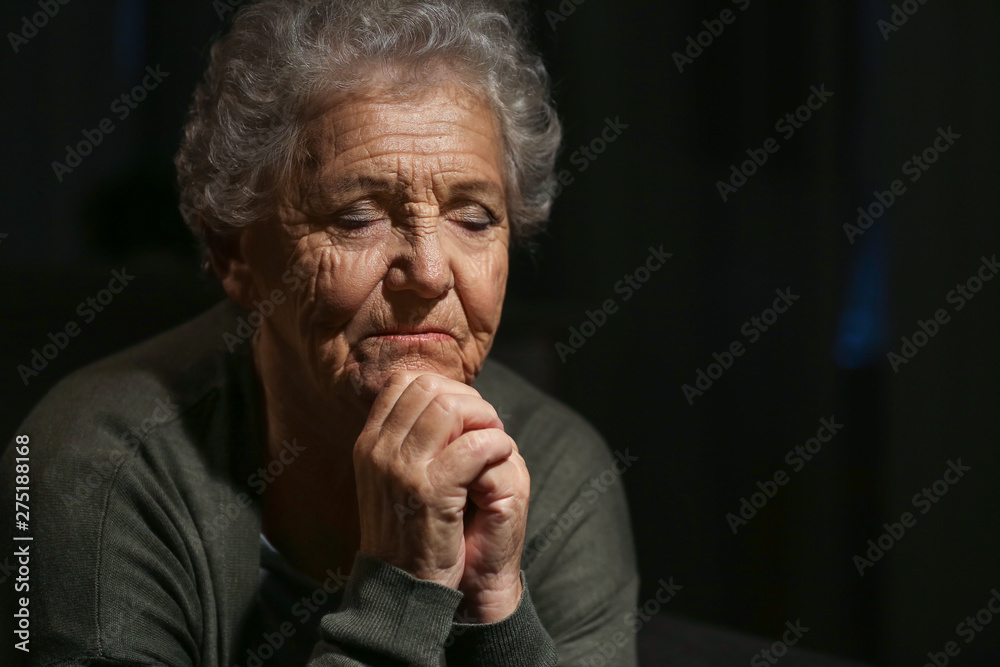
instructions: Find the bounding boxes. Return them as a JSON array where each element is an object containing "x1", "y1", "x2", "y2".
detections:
[
  {"x1": 447, "y1": 203, "x2": 501, "y2": 232},
  {"x1": 330, "y1": 201, "x2": 389, "y2": 232}
]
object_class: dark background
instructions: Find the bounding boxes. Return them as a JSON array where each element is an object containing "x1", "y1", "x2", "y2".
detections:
[{"x1": 2, "y1": 1, "x2": 998, "y2": 665}]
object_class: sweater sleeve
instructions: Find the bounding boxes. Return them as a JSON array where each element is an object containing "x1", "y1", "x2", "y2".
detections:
[
  {"x1": 446, "y1": 571, "x2": 558, "y2": 666},
  {"x1": 307, "y1": 555, "x2": 557, "y2": 666},
  {"x1": 307, "y1": 553, "x2": 459, "y2": 666}
]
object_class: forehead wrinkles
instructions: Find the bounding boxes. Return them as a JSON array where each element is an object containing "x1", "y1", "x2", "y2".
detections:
[
  {"x1": 308, "y1": 91, "x2": 504, "y2": 189},
  {"x1": 380, "y1": 152, "x2": 484, "y2": 198},
  {"x1": 329, "y1": 128, "x2": 500, "y2": 186}
]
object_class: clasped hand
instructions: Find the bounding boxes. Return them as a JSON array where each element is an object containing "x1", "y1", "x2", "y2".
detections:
[{"x1": 354, "y1": 371, "x2": 529, "y2": 623}]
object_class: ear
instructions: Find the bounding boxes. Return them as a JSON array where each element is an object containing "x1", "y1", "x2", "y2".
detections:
[{"x1": 201, "y1": 215, "x2": 258, "y2": 310}]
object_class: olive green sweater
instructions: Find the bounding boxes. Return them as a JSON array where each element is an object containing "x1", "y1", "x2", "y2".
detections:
[{"x1": 1, "y1": 301, "x2": 639, "y2": 666}]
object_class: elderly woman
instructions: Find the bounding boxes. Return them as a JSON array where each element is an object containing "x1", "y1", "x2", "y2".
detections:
[{"x1": 5, "y1": 0, "x2": 638, "y2": 665}]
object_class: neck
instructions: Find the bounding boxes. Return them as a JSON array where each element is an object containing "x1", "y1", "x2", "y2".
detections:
[{"x1": 251, "y1": 324, "x2": 367, "y2": 581}]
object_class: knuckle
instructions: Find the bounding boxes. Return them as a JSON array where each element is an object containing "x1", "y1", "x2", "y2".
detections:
[
  {"x1": 386, "y1": 371, "x2": 417, "y2": 388},
  {"x1": 424, "y1": 459, "x2": 442, "y2": 487},
  {"x1": 429, "y1": 392, "x2": 461, "y2": 414},
  {"x1": 353, "y1": 437, "x2": 373, "y2": 467},
  {"x1": 517, "y1": 469, "x2": 531, "y2": 497},
  {"x1": 497, "y1": 430, "x2": 515, "y2": 456},
  {"x1": 412, "y1": 373, "x2": 447, "y2": 395},
  {"x1": 463, "y1": 428, "x2": 491, "y2": 453},
  {"x1": 398, "y1": 476, "x2": 422, "y2": 499},
  {"x1": 482, "y1": 400, "x2": 500, "y2": 422},
  {"x1": 408, "y1": 475, "x2": 438, "y2": 504},
  {"x1": 363, "y1": 445, "x2": 395, "y2": 477},
  {"x1": 510, "y1": 445, "x2": 530, "y2": 470}
]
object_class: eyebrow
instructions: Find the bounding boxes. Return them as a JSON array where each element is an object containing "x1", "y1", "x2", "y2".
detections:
[
  {"x1": 445, "y1": 179, "x2": 505, "y2": 203},
  {"x1": 325, "y1": 175, "x2": 399, "y2": 199},
  {"x1": 321, "y1": 174, "x2": 505, "y2": 207}
]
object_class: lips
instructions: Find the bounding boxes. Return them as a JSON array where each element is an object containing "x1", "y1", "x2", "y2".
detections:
[
  {"x1": 371, "y1": 327, "x2": 449, "y2": 336},
  {"x1": 366, "y1": 325, "x2": 456, "y2": 342},
  {"x1": 373, "y1": 332, "x2": 451, "y2": 340}
]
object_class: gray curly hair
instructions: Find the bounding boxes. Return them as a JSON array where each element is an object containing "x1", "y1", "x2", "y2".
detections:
[{"x1": 175, "y1": 0, "x2": 562, "y2": 252}]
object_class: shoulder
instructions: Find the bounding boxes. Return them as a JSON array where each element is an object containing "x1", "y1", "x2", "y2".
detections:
[
  {"x1": 23, "y1": 299, "x2": 239, "y2": 430},
  {"x1": 16, "y1": 300, "x2": 242, "y2": 472},
  {"x1": 2, "y1": 300, "x2": 254, "y2": 663},
  {"x1": 12, "y1": 301, "x2": 248, "y2": 518}
]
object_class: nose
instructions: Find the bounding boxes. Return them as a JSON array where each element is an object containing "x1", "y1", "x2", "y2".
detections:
[{"x1": 384, "y1": 225, "x2": 454, "y2": 299}]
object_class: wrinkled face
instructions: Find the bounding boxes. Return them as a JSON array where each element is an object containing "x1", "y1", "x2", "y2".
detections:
[{"x1": 239, "y1": 80, "x2": 510, "y2": 405}]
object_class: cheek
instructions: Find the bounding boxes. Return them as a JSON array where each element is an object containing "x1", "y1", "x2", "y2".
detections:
[
  {"x1": 286, "y1": 234, "x2": 389, "y2": 325},
  {"x1": 455, "y1": 244, "x2": 508, "y2": 326}
]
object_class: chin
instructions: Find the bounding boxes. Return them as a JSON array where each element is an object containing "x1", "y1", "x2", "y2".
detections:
[{"x1": 339, "y1": 355, "x2": 466, "y2": 402}]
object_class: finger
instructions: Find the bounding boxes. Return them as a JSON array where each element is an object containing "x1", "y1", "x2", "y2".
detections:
[
  {"x1": 401, "y1": 394, "x2": 504, "y2": 461},
  {"x1": 378, "y1": 373, "x2": 483, "y2": 444},
  {"x1": 363, "y1": 370, "x2": 426, "y2": 434},
  {"x1": 467, "y1": 452, "x2": 529, "y2": 508},
  {"x1": 427, "y1": 428, "x2": 513, "y2": 490}
]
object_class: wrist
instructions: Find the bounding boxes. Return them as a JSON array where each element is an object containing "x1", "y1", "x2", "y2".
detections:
[
  {"x1": 457, "y1": 574, "x2": 523, "y2": 623},
  {"x1": 357, "y1": 544, "x2": 463, "y2": 589}
]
